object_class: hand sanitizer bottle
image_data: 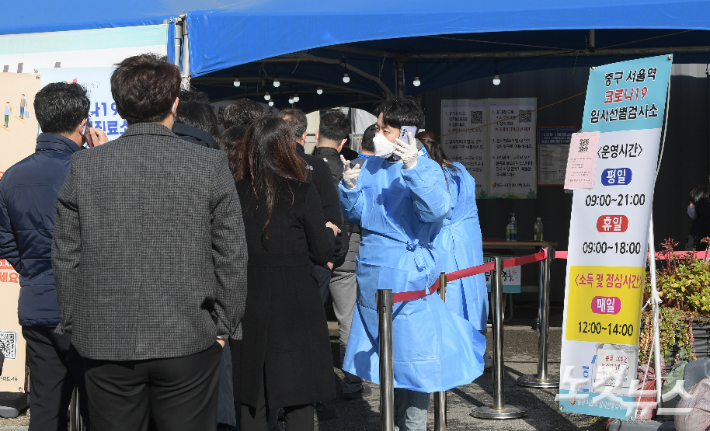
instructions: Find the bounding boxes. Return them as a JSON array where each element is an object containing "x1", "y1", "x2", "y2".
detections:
[{"x1": 534, "y1": 217, "x2": 543, "y2": 241}]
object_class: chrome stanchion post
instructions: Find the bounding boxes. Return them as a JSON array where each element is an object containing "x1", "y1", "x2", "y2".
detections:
[
  {"x1": 434, "y1": 272, "x2": 447, "y2": 431},
  {"x1": 69, "y1": 387, "x2": 85, "y2": 431},
  {"x1": 518, "y1": 247, "x2": 560, "y2": 388},
  {"x1": 378, "y1": 289, "x2": 395, "y2": 431},
  {"x1": 471, "y1": 256, "x2": 526, "y2": 419}
]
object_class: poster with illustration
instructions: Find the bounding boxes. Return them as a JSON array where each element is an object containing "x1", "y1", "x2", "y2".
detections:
[{"x1": 0, "y1": 72, "x2": 41, "y2": 393}]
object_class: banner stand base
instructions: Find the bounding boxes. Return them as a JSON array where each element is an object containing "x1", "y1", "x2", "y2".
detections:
[
  {"x1": 470, "y1": 405, "x2": 526, "y2": 420},
  {"x1": 517, "y1": 374, "x2": 559, "y2": 388},
  {"x1": 0, "y1": 392, "x2": 29, "y2": 418}
]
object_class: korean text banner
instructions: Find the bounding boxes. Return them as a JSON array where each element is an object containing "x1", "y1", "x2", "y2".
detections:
[
  {"x1": 38, "y1": 68, "x2": 124, "y2": 140},
  {"x1": 558, "y1": 55, "x2": 672, "y2": 419}
]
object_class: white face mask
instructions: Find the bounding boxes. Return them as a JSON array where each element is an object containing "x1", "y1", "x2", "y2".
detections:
[{"x1": 373, "y1": 133, "x2": 396, "y2": 158}]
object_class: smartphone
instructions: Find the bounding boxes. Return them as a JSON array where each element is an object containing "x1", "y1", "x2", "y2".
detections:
[
  {"x1": 349, "y1": 159, "x2": 365, "y2": 169},
  {"x1": 83, "y1": 120, "x2": 95, "y2": 148},
  {"x1": 398, "y1": 126, "x2": 418, "y2": 144}
]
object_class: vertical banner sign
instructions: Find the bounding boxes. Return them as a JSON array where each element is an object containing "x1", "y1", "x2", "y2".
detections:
[
  {"x1": 0, "y1": 73, "x2": 41, "y2": 392},
  {"x1": 38, "y1": 68, "x2": 124, "y2": 140},
  {"x1": 558, "y1": 55, "x2": 673, "y2": 418},
  {"x1": 488, "y1": 98, "x2": 537, "y2": 199},
  {"x1": 440, "y1": 99, "x2": 488, "y2": 198},
  {"x1": 538, "y1": 127, "x2": 577, "y2": 186}
]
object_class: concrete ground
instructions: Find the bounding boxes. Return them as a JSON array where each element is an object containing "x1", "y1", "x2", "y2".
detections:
[
  {"x1": 318, "y1": 301, "x2": 606, "y2": 431},
  {"x1": 0, "y1": 301, "x2": 607, "y2": 430}
]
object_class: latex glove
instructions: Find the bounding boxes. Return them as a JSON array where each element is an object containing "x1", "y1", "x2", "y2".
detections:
[
  {"x1": 393, "y1": 132, "x2": 418, "y2": 169},
  {"x1": 341, "y1": 155, "x2": 361, "y2": 189}
]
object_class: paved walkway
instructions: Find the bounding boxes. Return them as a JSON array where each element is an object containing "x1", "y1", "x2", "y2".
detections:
[
  {"x1": 319, "y1": 323, "x2": 605, "y2": 431},
  {"x1": 0, "y1": 302, "x2": 608, "y2": 430}
]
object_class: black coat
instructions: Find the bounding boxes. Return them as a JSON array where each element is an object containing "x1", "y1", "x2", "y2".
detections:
[
  {"x1": 312, "y1": 146, "x2": 351, "y2": 268},
  {"x1": 172, "y1": 122, "x2": 219, "y2": 149},
  {"x1": 296, "y1": 144, "x2": 343, "y2": 263},
  {"x1": 231, "y1": 178, "x2": 336, "y2": 409}
]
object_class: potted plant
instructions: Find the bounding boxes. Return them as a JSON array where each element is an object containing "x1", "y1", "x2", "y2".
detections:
[{"x1": 638, "y1": 238, "x2": 710, "y2": 364}]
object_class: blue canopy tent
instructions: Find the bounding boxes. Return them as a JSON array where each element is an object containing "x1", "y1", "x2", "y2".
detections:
[
  {"x1": 183, "y1": 0, "x2": 710, "y2": 110},
  {"x1": 3, "y1": 0, "x2": 710, "y2": 109}
]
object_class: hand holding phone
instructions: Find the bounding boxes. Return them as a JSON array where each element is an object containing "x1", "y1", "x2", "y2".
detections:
[
  {"x1": 82, "y1": 120, "x2": 109, "y2": 147},
  {"x1": 82, "y1": 120, "x2": 95, "y2": 148},
  {"x1": 398, "y1": 126, "x2": 418, "y2": 145}
]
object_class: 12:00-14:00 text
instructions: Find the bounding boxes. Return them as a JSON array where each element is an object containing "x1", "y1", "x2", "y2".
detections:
[
  {"x1": 585, "y1": 194, "x2": 646, "y2": 207},
  {"x1": 578, "y1": 322, "x2": 634, "y2": 336}
]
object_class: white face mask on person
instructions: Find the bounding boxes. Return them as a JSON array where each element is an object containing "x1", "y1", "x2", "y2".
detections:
[{"x1": 373, "y1": 133, "x2": 396, "y2": 158}]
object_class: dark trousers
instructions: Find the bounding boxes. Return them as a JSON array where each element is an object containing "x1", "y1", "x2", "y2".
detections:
[
  {"x1": 240, "y1": 371, "x2": 313, "y2": 431},
  {"x1": 23, "y1": 326, "x2": 90, "y2": 431},
  {"x1": 84, "y1": 343, "x2": 222, "y2": 431},
  {"x1": 313, "y1": 264, "x2": 332, "y2": 307}
]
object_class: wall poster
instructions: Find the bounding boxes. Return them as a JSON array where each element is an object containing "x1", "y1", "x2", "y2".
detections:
[{"x1": 441, "y1": 98, "x2": 537, "y2": 199}]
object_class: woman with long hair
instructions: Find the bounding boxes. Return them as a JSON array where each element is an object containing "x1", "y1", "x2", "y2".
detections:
[
  {"x1": 230, "y1": 116, "x2": 338, "y2": 431},
  {"x1": 417, "y1": 132, "x2": 489, "y2": 335}
]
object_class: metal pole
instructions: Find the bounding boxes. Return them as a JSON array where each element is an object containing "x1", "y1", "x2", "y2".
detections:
[
  {"x1": 174, "y1": 19, "x2": 183, "y2": 68},
  {"x1": 471, "y1": 256, "x2": 526, "y2": 420},
  {"x1": 518, "y1": 247, "x2": 559, "y2": 388},
  {"x1": 434, "y1": 272, "x2": 447, "y2": 431},
  {"x1": 378, "y1": 289, "x2": 395, "y2": 431},
  {"x1": 395, "y1": 61, "x2": 404, "y2": 98},
  {"x1": 648, "y1": 219, "x2": 663, "y2": 407},
  {"x1": 181, "y1": 18, "x2": 191, "y2": 90},
  {"x1": 69, "y1": 387, "x2": 85, "y2": 431}
]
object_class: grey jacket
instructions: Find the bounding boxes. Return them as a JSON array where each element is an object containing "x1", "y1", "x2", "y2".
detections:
[{"x1": 52, "y1": 123, "x2": 248, "y2": 361}]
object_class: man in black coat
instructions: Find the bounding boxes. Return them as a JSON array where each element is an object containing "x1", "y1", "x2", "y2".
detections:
[
  {"x1": 172, "y1": 96, "x2": 220, "y2": 150},
  {"x1": 279, "y1": 109, "x2": 343, "y2": 306},
  {"x1": 173, "y1": 89, "x2": 238, "y2": 429},
  {"x1": 312, "y1": 111, "x2": 370, "y2": 400}
]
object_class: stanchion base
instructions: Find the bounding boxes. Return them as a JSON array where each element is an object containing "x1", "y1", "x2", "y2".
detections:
[
  {"x1": 517, "y1": 374, "x2": 560, "y2": 388},
  {"x1": 470, "y1": 405, "x2": 526, "y2": 420}
]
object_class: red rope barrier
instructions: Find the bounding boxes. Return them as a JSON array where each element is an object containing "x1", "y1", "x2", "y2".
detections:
[
  {"x1": 392, "y1": 250, "x2": 547, "y2": 304},
  {"x1": 390, "y1": 248, "x2": 710, "y2": 303}
]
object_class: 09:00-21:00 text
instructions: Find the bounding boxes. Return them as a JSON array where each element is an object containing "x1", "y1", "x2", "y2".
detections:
[{"x1": 585, "y1": 194, "x2": 646, "y2": 207}]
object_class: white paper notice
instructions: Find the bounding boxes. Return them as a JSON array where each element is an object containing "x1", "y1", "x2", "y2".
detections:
[
  {"x1": 488, "y1": 99, "x2": 537, "y2": 198},
  {"x1": 441, "y1": 99, "x2": 487, "y2": 197},
  {"x1": 564, "y1": 132, "x2": 601, "y2": 189}
]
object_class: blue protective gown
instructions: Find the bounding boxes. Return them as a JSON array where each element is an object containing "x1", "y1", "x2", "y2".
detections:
[
  {"x1": 340, "y1": 156, "x2": 485, "y2": 392},
  {"x1": 436, "y1": 163, "x2": 488, "y2": 333}
]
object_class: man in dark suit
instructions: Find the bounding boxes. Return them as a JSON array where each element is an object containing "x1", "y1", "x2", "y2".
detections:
[
  {"x1": 312, "y1": 111, "x2": 369, "y2": 400},
  {"x1": 278, "y1": 109, "x2": 343, "y2": 306},
  {"x1": 0, "y1": 82, "x2": 108, "y2": 430},
  {"x1": 51, "y1": 54, "x2": 248, "y2": 431}
]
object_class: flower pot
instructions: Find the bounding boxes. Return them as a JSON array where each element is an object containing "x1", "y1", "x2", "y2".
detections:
[{"x1": 691, "y1": 317, "x2": 710, "y2": 360}]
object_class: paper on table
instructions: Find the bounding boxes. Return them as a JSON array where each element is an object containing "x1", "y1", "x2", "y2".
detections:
[{"x1": 564, "y1": 132, "x2": 601, "y2": 189}]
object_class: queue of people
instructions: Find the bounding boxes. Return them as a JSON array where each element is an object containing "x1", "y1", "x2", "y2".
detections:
[{"x1": 0, "y1": 53, "x2": 488, "y2": 431}]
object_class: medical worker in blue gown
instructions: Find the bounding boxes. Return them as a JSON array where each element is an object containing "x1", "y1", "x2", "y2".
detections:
[
  {"x1": 417, "y1": 133, "x2": 489, "y2": 333},
  {"x1": 338, "y1": 98, "x2": 485, "y2": 431}
]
